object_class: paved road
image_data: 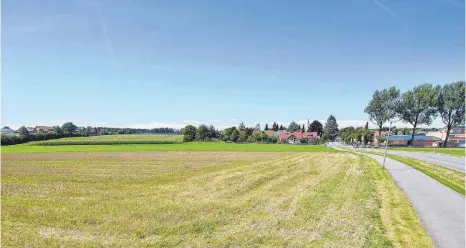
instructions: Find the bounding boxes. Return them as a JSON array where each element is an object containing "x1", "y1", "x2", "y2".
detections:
[
  {"x1": 345, "y1": 146, "x2": 465, "y2": 172},
  {"x1": 366, "y1": 153, "x2": 465, "y2": 248},
  {"x1": 330, "y1": 144, "x2": 465, "y2": 248}
]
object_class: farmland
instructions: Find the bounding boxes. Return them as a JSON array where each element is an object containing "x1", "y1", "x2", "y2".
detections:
[
  {"x1": 2, "y1": 142, "x2": 337, "y2": 154},
  {"x1": 30, "y1": 134, "x2": 183, "y2": 146},
  {"x1": 2, "y1": 151, "x2": 432, "y2": 247}
]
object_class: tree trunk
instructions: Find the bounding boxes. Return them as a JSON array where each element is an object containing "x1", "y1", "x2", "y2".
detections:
[
  {"x1": 410, "y1": 124, "x2": 417, "y2": 147},
  {"x1": 378, "y1": 125, "x2": 382, "y2": 137},
  {"x1": 444, "y1": 125, "x2": 451, "y2": 147}
]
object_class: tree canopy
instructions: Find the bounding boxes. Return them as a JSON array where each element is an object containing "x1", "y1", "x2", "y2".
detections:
[
  {"x1": 364, "y1": 86, "x2": 400, "y2": 136},
  {"x1": 436, "y1": 81, "x2": 465, "y2": 146},
  {"x1": 323, "y1": 115, "x2": 339, "y2": 141}
]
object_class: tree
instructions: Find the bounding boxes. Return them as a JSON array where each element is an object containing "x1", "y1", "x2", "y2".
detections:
[
  {"x1": 221, "y1": 127, "x2": 236, "y2": 141},
  {"x1": 364, "y1": 86, "x2": 400, "y2": 137},
  {"x1": 230, "y1": 129, "x2": 239, "y2": 142},
  {"x1": 309, "y1": 120, "x2": 323, "y2": 136},
  {"x1": 364, "y1": 122, "x2": 369, "y2": 130},
  {"x1": 252, "y1": 130, "x2": 263, "y2": 141},
  {"x1": 208, "y1": 125, "x2": 217, "y2": 140},
  {"x1": 182, "y1": 125, "x2": 197, "y2": 142},
  {"x1": 402, "y1": 127, "x2": 409, "y2": 135},
  {"x1": 53, "y1": 126, "x2": 64, "y2": 135},
  {"x1": 302, "y1": 124, "x2": 305, "y2": 132},
  {"x1": 287, "y1": 121, "x2": 300, "y2": 132},
  {"x1": 272, "y1": 122, "x2": 278, "y2": 131},
  {"x1": 238, "y1": 122, "x2": 245, "y2": 131},
  {"x1": 323, "y1": 115, "x2": 339, "y2": 141},
  {"x1": 279, "y1": 124, "x2": 284, "y2": 130},
  {"x1": 255, "y1": 123, "x2": 261, "y2": 131},
  {"x1": 196, "y1": 124, "x2": 209, "y2": 141},
  {"x1": 61, "y1": 122, "x2": 77, "y2": 136},
  {"x1": 238, "y1": 130, "x2": 248, "y2": 142},
  {"x1": 436, "y1": 81, "x2": 465, "y2": 147},
  {"x1": 18, "y1": 126, "x2": 29, "y2": 136},
  {"x1": 396, "y1": 84, "x2": 439, "y2": 146},
  {"x1": 264, "y1": 123, "x2": 269, "y2": 131}
]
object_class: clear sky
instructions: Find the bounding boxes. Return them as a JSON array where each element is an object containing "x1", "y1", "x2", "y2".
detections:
[{"x1": 2, "y1": 0, "x2": 465, "y2": 129}]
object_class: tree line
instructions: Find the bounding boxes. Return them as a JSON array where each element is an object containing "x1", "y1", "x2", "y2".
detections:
[
  {"x1": 182, "y1": 117, "x2": 339, "y2": 143},
  {"x1": 1, "y1": 122, "x2": 180, "y2": 146},
  {"x1": 364, "y1": 81, "x2": 465, "y2": 146}
]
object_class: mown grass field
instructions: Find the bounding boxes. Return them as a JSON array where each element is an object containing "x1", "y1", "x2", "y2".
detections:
[
  {"x1": 30, "y1": 134, "x2": 183, "y2": 146},
  {"x1": 2, "y1": 142, "x2": 337, "y2": 154},
  {"x1": 2, "y1": 151, "x2": 432, "y2": 247},
  {"x1": 391, "y1": 147, "x2": 465, "y2": 157}
]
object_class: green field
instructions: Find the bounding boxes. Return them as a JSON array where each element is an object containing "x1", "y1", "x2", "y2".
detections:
[
  {"x1": 2, "y1": 142, "x2": 338, "y2": 154},
  {"x1": 390, "y1": 147, "x2": 465, "y2": 156},
  {"x1": 2, "y1": 151, "x2": 432, "y2": 247},
  {"x1": 30, "y1": 134, "x2": 183, "y2": 146}
]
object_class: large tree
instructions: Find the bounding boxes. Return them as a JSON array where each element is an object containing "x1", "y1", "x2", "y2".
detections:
[
  {"x1": 238, "y1": 122, "x2": 246, "y2": 131},
  {"x1": 287, "y1": 121, "x2": 300, "y2": 132},
  {"x1": 396, "y1": 84, "x2": 439, "y2": 145},
  {"x1": 309, "y1": 120, "x2": 323, "y2": 136},
  {"x1": 196, "y1": 124, "x2": 209, "y2": 141},
  {"x1": 61, "y1": 122, "x2": 78, "y2": 136},
  {"x1": 323, "y1": 115, "x2": 339, "y2": 141},
  {"x1": 230, "y1": 129, "x2": 239, "y2": 142},
  {"x1": 18, "y1": 126, "x2": 29, "y2": 136},
  {"x1": 272, "y1": 122, "x2": 278, "y2": 131},
  {"x1": 436, "y1": 81, "x2": 465, "y2": 147},
  {"x1": 364, "y1": 86, "x2": 400, "y2": 137},
  {"x1": 208, "y1": 125, "x2": 218, "y2": 140},
  {"x1": 264, "y1": 123, "x2": 269, "y2": 131},
  {"x1": 279, "y1": 124, "x2": 285, "y2": 130},
  {"x1": 183, "y1": 125, "x2": 197, "y2": 142},
  {"x1": 254, "y1": 123, "x2": 261, "y2": 131}
]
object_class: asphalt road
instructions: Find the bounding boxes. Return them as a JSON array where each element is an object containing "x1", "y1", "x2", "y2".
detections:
[
  {"x1": 346, "y1": 146, "x2": 465, "y2": 172},
  {"x1": 364, "y1": 153, "x2": 465, "y2": 248}
]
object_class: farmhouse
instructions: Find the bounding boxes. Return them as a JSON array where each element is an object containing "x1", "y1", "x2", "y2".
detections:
[
  {"x1": 34, "y1": 126, "x2": 53, "y2": 133},
  {"x1": 277, "y1": 131, "x2": 318, "y2": 144},
  {"x1": 1, "y1": 127, "x2": 15, "y2": 135},
  {"x1": 447, "y1": 125, "x2": 465, "y2": 147}
]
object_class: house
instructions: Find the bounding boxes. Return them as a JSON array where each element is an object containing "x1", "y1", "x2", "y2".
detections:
[
  {"x1": 382, "y1": 133, "x2": 440, "y2": 147},
  {"x1": 278, "y1": 131, "x2": 318, "y2": 144},
  {"x1": 447, "y1": 125, "x2": 465, "y2": 147},
  {"x1": 1, "y1": 127, "x2": 15, "y2": 135},
  {"x1": 34, "y1": 126, "x2": 53, "y2": 133},
  {"x1": 26, "y1": 127, "x2": 35, "y2": 133},
  {"x1": 264, "y1": 130, "x2": 287, "y2": 138}
]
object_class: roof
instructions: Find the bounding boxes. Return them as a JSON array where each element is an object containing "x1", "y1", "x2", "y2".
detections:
[
  {"x1": 264, "y1": 130, "x2": 275, "y2": 137},
  {"x1": 279, "y1": 131, "x2": 318, "y2": 140},
  {"x1": 35, "y1": 126, "x2": 53, "y2": 131},
  {"x1": 383, "y1": 135, "x2": 441, "y2": 141}
]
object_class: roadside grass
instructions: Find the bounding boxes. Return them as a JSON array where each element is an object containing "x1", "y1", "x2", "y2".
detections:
[
  {"x1": 365, "y1": 151, "x2": 465, "y2": 195},
  {"x1": 29, "y1": 134, "x2": 183, "y2": 146},
  {"x1": 1, "y1": 142, "x2": 338, "y2": 154},
  {"x1": 1, "y1": 151, "x2": 433, "y2": 247},
  {"x1": 390, "y1": 147, "x2": 465, "y2": 157}
]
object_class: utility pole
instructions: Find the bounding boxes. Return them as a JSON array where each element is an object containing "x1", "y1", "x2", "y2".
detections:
[{"x1": 382, "y1": 121, "x2": 392, "y2": 169}]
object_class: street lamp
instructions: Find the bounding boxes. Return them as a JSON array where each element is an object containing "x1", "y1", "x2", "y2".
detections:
[{"x1": 382, "y1": 121, "x2": 392, "y2": 169}]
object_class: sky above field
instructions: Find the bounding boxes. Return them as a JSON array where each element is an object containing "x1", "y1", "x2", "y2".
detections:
[{"x1": 2, "y1": 0, "x2": 465, "y2": 129}]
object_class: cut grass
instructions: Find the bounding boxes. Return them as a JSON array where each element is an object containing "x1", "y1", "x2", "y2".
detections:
[
  {"x1": 390, "y1": 147, "x2": 465, "y2": 157},
  {"x1": 364, "y1": 151, "x2": 465, "y2": 195},
  {"x1": 1, "y1": 151, "x2": 433, "y2": 247},
  {"x1": 1, "y1": 142, "x2": 338, "y2": 154},
  {"x1": 29, "y1": 134, "x2": 183, "y2": 146}
]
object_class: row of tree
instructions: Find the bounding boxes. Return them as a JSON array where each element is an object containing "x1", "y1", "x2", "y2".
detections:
[
  {"x1": 1, "y1": 122, "x2": 180, "y2": 146},
  {"x1": 364, "y1": 81, "x2": 465, "y2": 146},
  {"x1": 263, "y1": 120, "x2": 325, "y2": 136}
]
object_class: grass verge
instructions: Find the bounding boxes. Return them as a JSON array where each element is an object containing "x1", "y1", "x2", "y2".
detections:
[
  {"x1": 365, "y1": 151, "x2": 465, "y2": 195},
  {"x1": 391, "y1": 147, "x2": 464, "y2": 157},
  {"x1": 1, "y1": 152, "x2": 433, "y2": 247}
]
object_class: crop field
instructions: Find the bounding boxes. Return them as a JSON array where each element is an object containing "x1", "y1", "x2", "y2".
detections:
[
  {"x1": 2, "y1": 142, "x2": 338, "y2": 154},
  {"x1": 30, "y1": 134, "x2": 183, "y2": 146},
  {"x1": 390, "y1": 147, "x2": 465, "y2": 157},
  {"x1": 2, "y1": 151, "x2": 432, "y2": 247}
]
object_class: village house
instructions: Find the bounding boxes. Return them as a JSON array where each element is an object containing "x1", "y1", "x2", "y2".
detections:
[
  {"x1": 447, "y1": 125, "x2": 465, "y2": 147},
  {"x1": 276, "y1": 131, "x2": 318, "y2": 144},
  {"x1": 34, "y1": 126, "x2": 53, "y2": 133}
]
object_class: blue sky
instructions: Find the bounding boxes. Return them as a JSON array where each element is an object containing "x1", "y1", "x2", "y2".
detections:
[{"x1": 2, "y1": 0, "x2": 464, "y2": 129}]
